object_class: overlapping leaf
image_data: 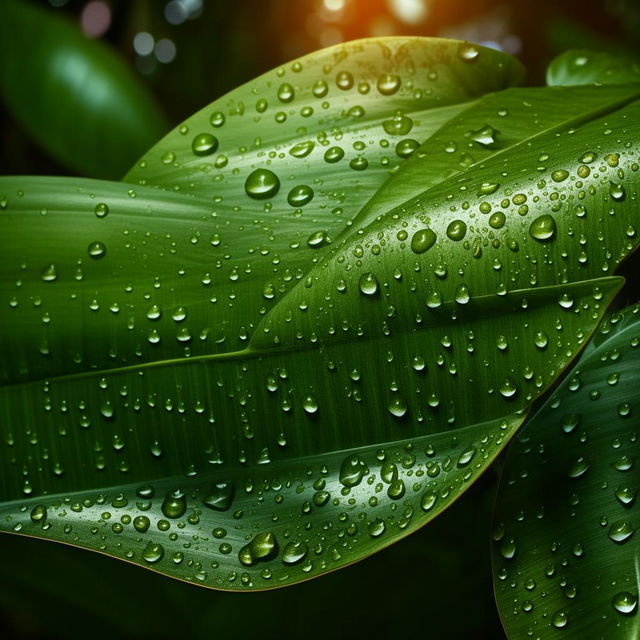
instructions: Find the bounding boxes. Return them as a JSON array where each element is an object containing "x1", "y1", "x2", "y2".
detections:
[
  {"x1": 493, "y1": 304, "x2": 640, "y2": 639},
  {"x1": 0, "y1": 40, "x2": 639, "y2": 591},
  {"x1": 547, "y1": 49, "x2": 640, "y2": 87}
]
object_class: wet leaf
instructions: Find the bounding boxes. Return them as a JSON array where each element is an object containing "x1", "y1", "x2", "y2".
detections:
[
  {"x1": 547, "y1": 49, "x2": 640, "y2": 87},
  {"x1": 493, "y1": 304, "x2": 640, "y2": 639},
  {"x1": 0, "y1": 38, "x2": 638, "y2": 591}
]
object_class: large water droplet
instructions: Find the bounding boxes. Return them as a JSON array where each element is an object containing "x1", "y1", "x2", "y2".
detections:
[
  {"x1": 88, "y1": 241, "x2": 107, "y2": 260},
  {"x1": 411, "y1": 228, "x2": 437, "y2": 254},
  {"x1": 161, "y1": 489, "x2": 187, "y2": 519},
  {"x1": 359, "y1": 272, "x2": 379, "y2": 296},
  {"x1": 377, "y1": 73, "x2": 401, "y2": 95},
  {"x1": 529, "y1": 214, "x2": 556, "y2": 242},
  {"x1": 203, "y1": 482, "x2": 235, "y2": 511},
  {"x1": 192, "y1": 133, "x2": 218, "y2": 156},
  {"x1": 612, "y1": 591, "x2": 638, "y2": 615},
  {"x1": 287, "y1": 185, "x2": 314, "y2": 207},
  {"x1": 245, "y1": 169, "x2": 280, "y2": 200}
]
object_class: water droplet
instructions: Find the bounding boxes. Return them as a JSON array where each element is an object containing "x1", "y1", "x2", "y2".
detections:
[
  {"x1": 289, "y1": 140, "x2": 315, "y2": 158},
  {"x1": 421, "y1": 492, "x2": 437, "y2": 512},
  {"x1": 239, "y1": 531, "x2": 278, "y2": 566},
  {"x1": 470, "y1": 124, "x2": 497, "y2": 147},
  {"x1": 395, "y1": 139, "x2": 419, "y2": 158},
  {"x1": 410, "y1": 228, "x2": 437, "y2": 254},
  {"x1": 324, "y1": 146, "x2": 344, "y2": 163},
  {"x1": 535, "y1": 331, "x2": 549, "y2": 350},
  {"x1": 615, "y1": 486, "x2": 637, "y2": 507},
  {"x1": 609, "y1": 182, "x2": 626, "y2": 201},
  {"x1": 551, "y1": 610, "x2": 568, "y2": 629},
  {"x1": 94, "y1": 202, "x2": 109, "y2": 218},
  {"x1": 359, "y1": 272, "x2": 379, "y2": 296},
  {"x1": 377, "y1": 73, "x2": 401, "y2": 95},
  {"x1": 312, "y1": 79, "x2": 328, "y2": 97},
  {"x1": 306, "y1": 230, "x2": 330, "y2": 248},
  {"x1": 529, "y1": 214, "x2": 556, "y2": 242},
  {"x1": 245, "y1": 169, "x2": 280, "y2": 200},
  {"x1": 209, "y1": 111, "x2": 225, "y2": 127},
  {"x1": 41, "y1": 264, "x2": 57, "y2": 282},
  {"x1": 446, "y1": 220, "x2": 467, "y2": 241},
  {"x1": 608, "y1": 520, "x2": 635, "y2": 543},
  {"x1": 277, "y1": 82, "x2": 295, "y2": 102},
  {"x1": 88, "y1": 241, "x2": 107, "y2": 260},
  {"x1": 458, "y1": 42, "x2": 480, "y2": 61},
  {"x1": 204, "y1": 482, "x2": 235, "y2": 511},
  {"x1": 382, "y1": 113, "x2": 413, "y2": 136},
  {"x1": 133, "y1": 515, "x2": 150, "y2": 532},
  {"x1": 30, "y1": 505, "x2": 47, "y2": 523},
  {"x1": 339, "y1": 454, "x2": 368, "y2": 487},
  {"x1": 287, "y1": 184, "x2": 314, "y2": 207},
  {"x1": 303, "y1": 395, "x2": 319, "y2": 415},
  {"x1": 455, "y1": 284, "x2": 471, "y2": 305},
  {"x1": 335, "y1": 70, "x2": 354, "y2": 90},
  {"x1": 551, "y1": 169, "x2": 569, "y2": 182},
  {"x1": 192, "y1": 133, "x2": 218, "y2": 156},
  {"x1": 612, "y1": 591, "x2": 638, "y2": 615},
  {"x1": 368, "y1": 518, "x2": 386, "y2": 538},
  {"x1": 499, "y1": 377, "x2": 518, "y2": 399},
  {"x1": 388, "y1": 396, "x2": 408, "y2": 418},
  {"x1": 142, "y1": 542, "x2": 164, "y2": 564},
  {"x1": 282, "y1": 541, "x2": 308, "y2": 565},
  {"x1": 161, "y1": 489, "x2": 187, "y2": 519}
]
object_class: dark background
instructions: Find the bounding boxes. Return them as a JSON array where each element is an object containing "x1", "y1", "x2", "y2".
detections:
[{"x1": 0, "y1": 1, "x2": 637, "y2": 638}]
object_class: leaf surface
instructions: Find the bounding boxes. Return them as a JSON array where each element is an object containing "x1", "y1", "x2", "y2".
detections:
[
  {"x1": 493, "y1": 304, "x2": 640, "y2": 639},
  {"x1": 547, "y1": 49, "x2": 640, "y2": 87},
  {"x1": 0, "y1": 41, "x2": 639, "y2": 591}
]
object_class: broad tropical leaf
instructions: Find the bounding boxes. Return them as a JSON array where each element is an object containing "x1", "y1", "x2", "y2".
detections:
[
  {"x1": 493, "y1": 304, "x2": 640, "y2": 639},
  {"x1": 0, "y1": 0, "x2": 167, "y2": 179},
  {"x1": 351, "y1": 84, "x2": 640, "y2": 229},
  {"x1": 124, "y1": 37, "x2": 523, "y2": 356},
  {"x1": 0, "y1": 41, "x2": 639, "y2": 590},
  {"x1": 547, "y1": 49, "x2": 640, "y2": 87}
]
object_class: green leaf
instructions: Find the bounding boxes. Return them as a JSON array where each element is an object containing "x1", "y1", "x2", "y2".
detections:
[
  {"x1": 124, "y1": 38, "x2": 523, "y2": 348},
  {"x1": 493, "y1": 304, "x2": 640, "y2": 639},
  {"x1": 0, "y1": 0, "x2": 167, "y2": 179},
  {"x1": 547, "y1": 49, "x2": 640, "y2": 87},
  {"x1": 0, "y1": 41, "x2": 639, "y2": 591},
  {"x1": 350, "y1": 84, "x2": 640, "y2": 229}
]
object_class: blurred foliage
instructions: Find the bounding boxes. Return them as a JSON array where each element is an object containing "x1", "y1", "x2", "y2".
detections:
[{"x1": 1, "y1": 0, "x2": 638, "y2": 176}]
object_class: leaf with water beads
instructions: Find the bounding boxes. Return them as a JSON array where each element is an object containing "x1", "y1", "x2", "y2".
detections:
[{"x1": 493, "y1": 304, "x2": 640, "y2": 639}]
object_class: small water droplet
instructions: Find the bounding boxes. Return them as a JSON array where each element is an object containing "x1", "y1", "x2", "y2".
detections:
[
  {"x1": 88, "y1": 241, "x2": 107, "y2": 260},
  {"x1": 359, "y1": 272, "x2": 379, "y2": 296}
]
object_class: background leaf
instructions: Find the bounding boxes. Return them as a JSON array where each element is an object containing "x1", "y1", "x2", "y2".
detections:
[
  {"x1": 493, "y1": 304, "x2": 640, "y2": 639},
  {"x1": 0, "y1": 0, "x2": 168, "y2": 179},
  {"x1": 546, "y1": 49, "x2": 640, "y2": 87}
]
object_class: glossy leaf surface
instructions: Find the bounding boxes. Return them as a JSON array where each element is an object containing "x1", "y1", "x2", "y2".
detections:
[
  {"x1": 547, "y1": 49, "x2": 640, "y2": 87},
  {"x1": 493, "y1": 304, "x2": 640, "y2": 639},
  {"x1": 0, "y1": 0, "x2": 167, "y2": 179},
  {"x1": 0, "y1": 40, "x2": 639, "y2": 591}
]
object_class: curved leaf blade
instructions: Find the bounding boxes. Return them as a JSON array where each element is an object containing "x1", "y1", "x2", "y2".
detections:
[
  {"x1": 547, "y1": 49, "x2": 640, "y2": 87},
  {"x1": 350, "y1": 84, "x2": 640, "y2": 230},
  {"x1": 493, "y1": 304, "x2": 640, "y2": 639},
  {"x1": 0, "y1": 0, "x2": 167, "y2": 179}
]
